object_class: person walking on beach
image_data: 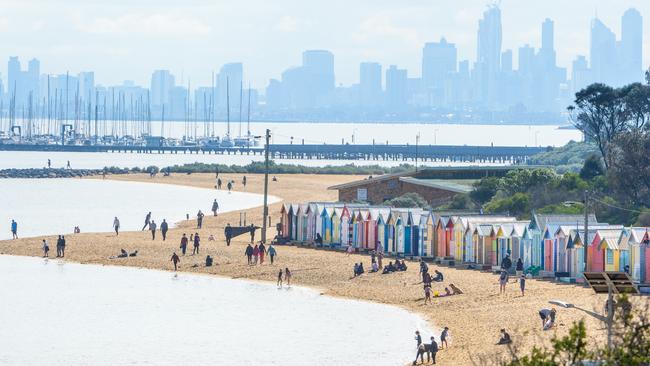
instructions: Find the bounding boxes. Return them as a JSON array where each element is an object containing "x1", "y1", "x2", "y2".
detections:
[
  {"x1": 193, "y1": 233, "x2": 200, "y2": 255},
  {"x1": 258, "y1": 242, "x2": 267, "y2": 264},
  {"x1": 227, "y1": 181, "x2": 233, "y2": 193},
  {"x1": 142, "y1": 212, "x2": 152, "y2": 231},
  {"x1": 171, "y1": 252, "x2": 180, "y2": 271},
  {"x1": 211, "y1": 199, "x2": 219, "y2": 216},
  {"x1": 160, "y1": 219, "x2": 169, "y2": 241},
  {"x1": 277, "y1": 269, "x2": 283, "y2": 287},
  {"x1": 66, "y1": 160, "x2": 71, "y2": 169},
  {"x1": 242, "y1": 175, "x2": 247, "y2": 188},
  {"x1": 249, "y1": 224, "x2": 255, "y2": 243},
  {"x1": 217, "y1": 178, "x2": 222, "y2": 190},
  {"x1": 196, "y1": 210, "x2": 204, "y2": 229},
  {"x1": 150, "y1": 220, "x2": 157, "y2": 240},
  {"x1": 440, "y1": 327, "x2": 450, "y2": 349},
  {"x1": 429, "y1": 336, "x2": 439, "y2": 364},
  {"x1": 415, "y1": 330, "x2": 422, "y2": 348},
  {"x1": 268, "y1": 244, "x2": 277, "y2": 264},
  {"x1": 245, "y1": 243, "x2": 253, "y2": 265},
  {"x1": 519, "y1": 274, "x2": 526, "y2": 296},
  {"x1": 10, "y1": 219, "x2": 18, "y2": 239},
  {"x1": 515, "y1": 258, "x2": 524, "y2": 277},
  {"x1": 225, "y1": 223, "x2": 233, "y2": 246},
  {"x1": 180, "y1": 233, "x2": 188, "y2": 255},
  {"x1": 42, "y1": 239, "x2": 49, "y2": 258},
  {"x1": 499, "y1": 270, "x2": 509, "y2": 294},
  {"x1": 284, "y1": 267, "x2": 292, "y2": 287},
  {"x1": 252, "y1": 244, "x2": 260, "y2": 265},
  {"x1": 113, "y1": 217, "x2": 120, "y2": 236},
  {"x1": 47, "y1": 159, "x2": 51, "y2": 169}
]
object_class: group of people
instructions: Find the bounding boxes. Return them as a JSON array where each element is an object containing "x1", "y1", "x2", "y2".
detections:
[
  {"x1": 244, "y1": 242, "x2": 277, "y2": 265},
  {"x1": 179, "y1": 233, "x2": 201, "y2": 255},
  {"x1": 277, "y1": 267, "x2": 292, "y2": 288},
  {"x1": 413, "y1": 328, "x2": 450, "y2": 365},
  {"x1": 419, "y1": 261, "x2": 463, "y2": 304},
  {"x1": 382, "y1": 259, "x2": 408, "y2": 274},
  {"x1": 40, "y1": 235, "x2": 66, "y2": 258},
  {"x1": 498, "y1": 254, "x2": 527, "y2": 296}
]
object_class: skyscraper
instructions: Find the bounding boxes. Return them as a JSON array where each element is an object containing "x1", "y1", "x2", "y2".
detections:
[
  {"x1": 302, "y1": 50, "x2": 335, "y2": 107},
  {"x1": 217, "y1": 63, "x2": 243, "y2": 115},
  {"x1": 8, "y1": 57, "x2": 21, "y2": 101},
  {"x1": 475, "y1": 4, "x2": 502, "y2": 107},
  {"x1": 150, "y1": 70, "x2": 175, "y2": 108},
  {"x1": 385, "y1": 65, "x2": 407, "y2": 110},
  {"x1": 620, "y1": 8, "x2": 643, "y2": 84},
  {"x1": 590, "y1": 18, "x2": 617, "y2": 85},
  {"x1": 359, "y1": 62, "x2": 382, "y2": 108},
  {"x1": 422, "y1": 38, "x2": 457, "y2": 89},
  {"x1": 538, "y1": 18, "x2": 557, "y2": 68}
]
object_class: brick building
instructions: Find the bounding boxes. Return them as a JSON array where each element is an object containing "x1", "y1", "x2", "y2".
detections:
[{"x1": 329, "y1": 167, "x2": 520, "y2": 206}]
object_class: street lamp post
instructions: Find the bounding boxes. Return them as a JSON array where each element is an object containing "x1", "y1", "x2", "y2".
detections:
[{"x1": 261, "y1": 129, "x2": 271, "y2": 244}]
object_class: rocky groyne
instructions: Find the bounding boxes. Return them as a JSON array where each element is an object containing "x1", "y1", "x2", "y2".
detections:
[{"x1": 0, "y1": 168, "x2": 127, "y2": 179}]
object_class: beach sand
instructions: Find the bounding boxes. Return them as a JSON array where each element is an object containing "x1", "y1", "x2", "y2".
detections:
[{"x1": 1, "y1": 172, "x2": 647, "y2": 365}]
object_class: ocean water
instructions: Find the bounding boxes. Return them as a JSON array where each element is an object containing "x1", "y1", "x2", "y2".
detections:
[
  {"x1": 0, "y1": 255, "x2": 432, "y2": 366},
  {"x1": 0, "y1": 178, "x2": 279, "y2": 240}
]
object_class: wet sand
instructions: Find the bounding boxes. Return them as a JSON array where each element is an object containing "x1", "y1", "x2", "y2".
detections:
[{"x1": 1, "y1": 172, "x2": 647, "y2": 365}]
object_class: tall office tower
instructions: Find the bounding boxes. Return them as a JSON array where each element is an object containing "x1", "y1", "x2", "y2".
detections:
[
  {"x1": 8, "y1": 57, "x2": 22, "y2": 103},
  {"x1": 78, "y1": 72, "x2": 95, "y2": 103},
  {"x1": 26, "y1": 58, "x2": 40, "y2": 103},
  {"x1": 518, "y1": 45, "x2": 535, "y2": 76},
  {"x1": 571, "y1": 55, "x2": 592, "y2": 93},
  {"x1": 501, "y1": 50, "x2": 513, "y2": 73},
  {"x1": 385, "y1": 65, "x2": 408, "y2": 110},
  {"x1": 590, "y1": 18, "x2": 617, "y2": 85},
  {"x1": 538, "y1": 18, "x2": 557, "y2": 68},
  {"x1": 150, "y1": 70, "x2": 175, "y2": 108},
  {"x1": 620, "y1": 8, "x2": 643, "y2": 84},
  {"x1": 359, "y1": 62, "x2": 382, "y2": 108},
  {"x1": 217, "y1": 62, "x2": 243, "y2": 112},
  {"x1": 475, "y1": 4, "x2": 502, "y2": 107},
  {"x1": 302, "y1": 50, "x2": 335, "y2": 107},
  {"x1": 421, "y1": 38, "x2": 457, "y2": 89}
]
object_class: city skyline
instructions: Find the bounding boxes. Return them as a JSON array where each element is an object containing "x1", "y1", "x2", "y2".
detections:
[
  {"x1": 1, "y1": 0, "x2": 650, "y2": 88},
  {"x1": 1, "y1": 2, "x2": 648, "y2": 125}
]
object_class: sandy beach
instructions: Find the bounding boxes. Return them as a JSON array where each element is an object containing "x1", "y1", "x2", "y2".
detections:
[{"x1": 1, "y1": 172, "x2": 647, "y2": 365}]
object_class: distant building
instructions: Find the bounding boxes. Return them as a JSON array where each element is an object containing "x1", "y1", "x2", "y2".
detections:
[
  {"x1": 385, "y1": 65, "x2": 407, "y2": 111},
  {"x1": 359, "y1": 62, "x2": 382, "y2": 108},
  {"x1": 620, "y1": 8, "x2": 643, "y2": 85},
  {"x1": 422, "y1": 38, "x2": 457, "y2": 106},
  {"x1": 150, "y1": 70, "x2": 175, "y2": 108}
]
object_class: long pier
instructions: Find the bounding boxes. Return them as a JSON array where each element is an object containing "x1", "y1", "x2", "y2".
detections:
[{"x1": 0, "y1": 143, "x2": 549, "y2": 163}]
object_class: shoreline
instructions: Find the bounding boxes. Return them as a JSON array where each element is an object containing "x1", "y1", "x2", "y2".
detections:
[{"x1": 1, "y1": 172, "x2": 647, "y2": 365}]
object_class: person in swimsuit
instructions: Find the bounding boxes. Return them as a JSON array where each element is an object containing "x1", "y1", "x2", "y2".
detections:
[
  {"x1": 277, "y1": 269, "x2": 283, "y2": 288},
  {"x1": 284, "y1": 268, "x2": 292, "y2": 287}
]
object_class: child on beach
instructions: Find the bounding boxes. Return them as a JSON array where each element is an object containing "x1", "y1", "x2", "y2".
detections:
[
  {"x1": 519, "y1": 274, "x2": 526, "y2": 296},
  {"x1": 499, "y1": 270, "x2": 509, "y2": 294},
  {"x1": 424, "y1": 285, "x2": 432, "y2": 305},
  {"x1": 42, "y1": 239, "x2": 49, "y2": 257},
  {"x1": 268, "y1": 245, "x2": 277, "y2": 264},
  {"x1": 171, "y1": 252, "x2": 180, "y2": 271},
  {"x1": 440, "y1": 327, "x2": 450, "y2": 349},
  {"x1": 277, "y1": 269, "x2": 283, "y2": 288},
  {"x1": 180, "y1": 234, "x2": 188, "y2": 255},
  {"x1": 284, "y1": 267, "x2": 292, "y2": 287}
]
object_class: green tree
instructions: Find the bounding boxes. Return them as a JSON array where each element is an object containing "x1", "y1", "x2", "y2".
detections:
[
  {"x1": 383, "y1": 192, "x2": 429, "y2": 209},
  {"x1": 579, "y1": 154, "x2": 605, "y2": 180},
  {"x1": 484, "y1": 193, "x2": 530, "y2": 217},
  {"x1": 471, "y1": 176, "x2": 501, "y2": 204}
]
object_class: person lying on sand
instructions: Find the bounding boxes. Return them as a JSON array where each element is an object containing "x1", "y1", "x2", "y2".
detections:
[
  {"x1": 449, "y1": 283, "x2": 463, "y2": 295},
  {"x1": 496, "y1": 329, "x2": 512, "y2": 345},
  {"x1": 129, "y1": 250, "x2": 138, "y2": 257},
  {"x1": 110, "y1": 249, "x2": 128, "y2": 259}
]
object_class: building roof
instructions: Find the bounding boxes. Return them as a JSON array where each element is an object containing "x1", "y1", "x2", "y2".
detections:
[
  {"x1": 398, "y1": 177, "x2": 474, "y2": 194},
  {"x1": 327, "y1": 171, "x2": 414, "y2": 190}
]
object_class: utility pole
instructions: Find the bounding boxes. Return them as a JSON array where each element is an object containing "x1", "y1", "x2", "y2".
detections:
[
  {"x1": 415, "y1": 133, "x2": 420, "y2": 172},
  {"x1": 261, "y1": 129, "x2": 271, "y2": 243},
  {"x1": 583, "y1": 189, "x2": 589, "y2": 273}
]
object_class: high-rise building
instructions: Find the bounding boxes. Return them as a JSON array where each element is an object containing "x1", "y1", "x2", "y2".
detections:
[
  {"x1": 620, "y1": 8, "x2": 643, "y2": 84},
  {"x1": 571, "y1": 56, "x2": 592, "y2": 92},
  {"x1": 217, "y1": 63, "x2": 243, "y2": 114},
  {"x1": 301, "y1": 50, "x2": 335, "y2": 107},
  {"x1": 8, "y1": 57, "x2": 22, "y2": 102},
  {"x1": 359, "y1": 62, "x2": 382, "y2": 108},
  {"x1": 150, "y1": 70, "x2": 175, "y2": 108},
  {"x1": 538, "y1": 18, "x2": 557, "y2": 68},
  {"x1": 501, "y1": 50, "x2": 513, "y2": 73},
  {"x1": 78, "y1": 72, "x2": 95, "y2": 102},
  {"x1": 422, "y1": 38, "x2": 457, "y2": 89},
  {"x1": 590, "y1": 18, "x2": 617, "y2": 85},
  {"x1": 475, "y1": 4, "x2": 502, "y2": 107},
  {"x1": 385, "y1": 65, "x2": 407, "y2": 110}
]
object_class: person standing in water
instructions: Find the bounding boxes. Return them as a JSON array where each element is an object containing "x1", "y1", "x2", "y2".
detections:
[
  {"x1": 211, "y1": 199, "x2": 219, "y2": 216},
  {"x1": 171, "y1": 252, "x2": 180, "y2": 271},
  {"x1": 42, "y1": 239, "x2": 49, "y2": 257},
  {"x1": 10, "y1": 219, "x2": 18, "y2": 239},
  {"x1": 277, "y1": 269, "x2": 283, "y2": 287},
  {"x1": 113, "y1": 217, "x2": 120, "y2": 236},
  {"x1": 180, "y1": 233, "x2": 188, "y2": 255},
  {"x1": 284, "y1": 267, "x2": 292, "y2": 287},
  {"x1": 193, "y1": 233, "x2": 200, "y2": 255},
  {"x1": 142, "y1": 212, "x2": 152, "y2": 231},
  {"x1": 149, "y1": 220, "x2": 157, "y2": 240},
  {"x1": 160, "y1": 219, "x2": 169, "y2": 241}
]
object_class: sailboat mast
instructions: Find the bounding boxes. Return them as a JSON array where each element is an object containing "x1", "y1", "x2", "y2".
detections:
[{"x1": 226, "y1": 77, "x2": 230, "y2": 137}]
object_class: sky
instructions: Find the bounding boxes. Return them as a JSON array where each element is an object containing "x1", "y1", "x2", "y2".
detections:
[{"x1": 2, "y1": 0, "x2": 650, "y2": 89}]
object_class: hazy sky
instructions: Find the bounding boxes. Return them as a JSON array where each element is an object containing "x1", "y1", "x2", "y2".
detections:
[{"x1": 2, "y1": 0, "x2": 650, "y2": 89}]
